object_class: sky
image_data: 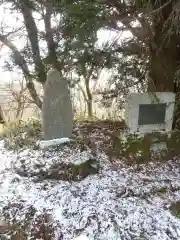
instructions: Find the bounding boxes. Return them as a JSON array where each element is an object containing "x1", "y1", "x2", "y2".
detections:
[{"x1": 0, "y1": 3, "x2": 23, "y2": 83}]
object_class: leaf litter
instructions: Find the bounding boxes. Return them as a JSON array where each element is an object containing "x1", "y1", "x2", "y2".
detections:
[{"x1": 0, "y1": 121, "x2": 180, "y2": 239}]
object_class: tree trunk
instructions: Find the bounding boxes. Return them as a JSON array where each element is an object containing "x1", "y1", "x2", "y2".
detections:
[
  {"x1": 85, "y1": 78, "x2": 93, "y2": 119},
  {"x1": 0, "y1": 105, "x2": 5, "y2": 124},
  {"x1": 147, "y1": 42, "x2": 180, "y2": 128},
  {"x1": 43, "y1": 2, "x2": 60, "y2": 70},
  {"x1": 26, "y1": 81, "x2": 42, "y2": 109},
  {"x1": 148, "y1": 47, "x2": 177, "y2": 92},
  {"x1": 147, "y1": 43, "x2": 179, "y2": 128},
  {"x1": 147, "y1": 0, "x2": 178, "y2": 93},
  {"x1": 87, "y1": 99, "x2": 93, "y2": 119},
  {"x1": 146, "y1": 1, "x2": 180, "y2": 128},
  {"x1": 19, "y1": 1, "x2": 46, "y2": 84}
]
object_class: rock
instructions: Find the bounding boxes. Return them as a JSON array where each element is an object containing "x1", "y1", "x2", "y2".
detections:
[
  {"x1": 14, "y1": 155, "x2": 99, "y2": 182},
  {"x1": 169, "y1": 201, "x2": 180, "y2": 217},
  {"x1": 36, "y1": 158, "x2": 99, "y2": 181},
  {"x1": 38, "y1": 138, "x2": 72, "y2": 149}
]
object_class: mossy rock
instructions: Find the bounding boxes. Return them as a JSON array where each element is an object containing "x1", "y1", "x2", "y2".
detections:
[
  {"x1": 16, "y1": 158, "x2": 99, "y2": 182},
  {"x1": 38, "y1": 159, "x2": 99, "y2": 181},
  {"x1": 112, "y1": 131, "x2": 175, "y2": 164},
  {"x1": 167, "y1": 130, "x2": 180, "y2": 153},
  {"x1": 169, "y1": 201, "x2": 180, "y2": 218}
]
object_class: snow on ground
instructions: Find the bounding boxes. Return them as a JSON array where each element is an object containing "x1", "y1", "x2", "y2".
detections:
[{"x1": 0, "y1": 139, "x2": 180, "y2": 239}]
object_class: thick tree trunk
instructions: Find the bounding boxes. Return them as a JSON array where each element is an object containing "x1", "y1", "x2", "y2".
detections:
[
  {"x1": 147, "y1": 44, "x2": 180, "y2": 128},
  {"x1": 146, "y1": 1, "x2": 180, "y2": 128},
  {"x1": 148, "y1": 46, "x2": 177, "y2": 92},
  {"x1": 147, "y1": 0, "x2": 178, "y2": 93}
]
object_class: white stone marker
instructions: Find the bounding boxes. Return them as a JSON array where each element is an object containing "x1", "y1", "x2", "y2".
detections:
[{"x1": 125, "y1": 92, "x2": 175, "y2": 134}]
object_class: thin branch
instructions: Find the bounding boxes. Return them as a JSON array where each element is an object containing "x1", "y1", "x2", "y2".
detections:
[
  {"x1": 0, "y1": 34, "x2": 42, "y2": 108},
  {"x1": 147, "y1": 0, "x2": 173, "y2": 16}
]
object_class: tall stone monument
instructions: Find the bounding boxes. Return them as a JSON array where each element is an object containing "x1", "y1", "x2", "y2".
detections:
[{"x1": 42, "y1": 68, "x2": 73, "y2": 140}]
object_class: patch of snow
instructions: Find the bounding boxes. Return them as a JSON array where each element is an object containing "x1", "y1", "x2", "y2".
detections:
[
  {"x1": 73, "y1": 235, "x2": 89, "y2": 240},
  {"x1": 0, "y1": 140, "x2": 180, "y2": 239},
  {"x1": 72, "y1": 151, "x2": 94, "y2": 165}
]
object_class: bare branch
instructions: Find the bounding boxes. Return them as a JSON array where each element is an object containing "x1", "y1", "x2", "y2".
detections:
[
  {"x1": 99, "y1": 0, "x2": 157, "y2": 48},
  {"x1": 0, "y1": 34, "x2": 42, "y2": 109},
  {"x1": 147, "y1": 0, "x2": 173, "y2": 16}
]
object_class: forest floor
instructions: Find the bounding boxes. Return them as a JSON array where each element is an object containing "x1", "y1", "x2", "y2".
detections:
[{"x1": 0, "y1": 120, "x2": 180, "y2": 240}]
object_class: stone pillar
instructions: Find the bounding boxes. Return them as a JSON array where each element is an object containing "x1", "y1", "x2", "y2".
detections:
[{"x1": 42, "y1": 68, "x2": 73, "y2": 140}]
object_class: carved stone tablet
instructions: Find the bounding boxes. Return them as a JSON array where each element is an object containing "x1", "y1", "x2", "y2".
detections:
[
  {"x1": 125, "y1": 93, "x2": 175, "y2": 134},
  {"x1": 138, "y1": 103, "x2": 166, "y2": 125},
  {"x1": 42, "y1": 68, "x2": 73, "y2": 140}
]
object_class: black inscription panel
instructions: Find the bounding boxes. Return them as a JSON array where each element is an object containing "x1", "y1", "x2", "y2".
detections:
[{"x1": 138, "y1": 103, "x2": 166, "y2": 125}]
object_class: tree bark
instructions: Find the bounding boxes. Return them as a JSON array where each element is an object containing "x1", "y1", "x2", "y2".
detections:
[
  {"x1": 147, "y1": 34, "x2": 179, "y2": 129},
  {"x1": 43, "y1": 2, "x2": 60, "y2": 70},
  {"x1": 147, "y1": 38, "x2": 179, "y2": 128},
  {"x1": 147, "y1": 0, "x2": 178, "y2": 92},
  {"x1": 147, "y1": 47, "x2": 177, "y2": 92},
  {"x1": 78, "y1": 83, "x2": 93, "y2": 118},
  {"x1": 0, "y1": 105, "x2": 5, "y2": 124},
  {"x1": 18, "y1": 1, "x2": 46, "y2": 84},
  {"x1": 87, "y1": 99, "x2": 93, "y2": 119},
  {"x1": 85, "y1": 78, "x2": 93, "y2": 118}
]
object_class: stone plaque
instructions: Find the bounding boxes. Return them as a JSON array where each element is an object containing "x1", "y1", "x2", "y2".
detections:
[{"x1": 138, "y1": 103, "x2": 166, "y2": 125}]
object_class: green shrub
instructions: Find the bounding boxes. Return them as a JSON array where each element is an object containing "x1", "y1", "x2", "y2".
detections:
[{"x1": 1, "y1": 118, "x2": 42, "y2": 150}]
